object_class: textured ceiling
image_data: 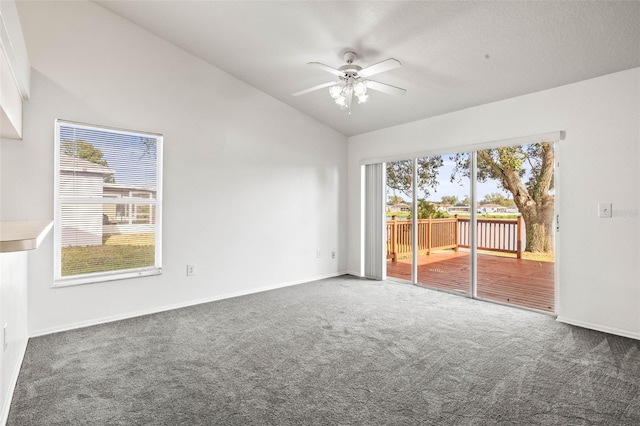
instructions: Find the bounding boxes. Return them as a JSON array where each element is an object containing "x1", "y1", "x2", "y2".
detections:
[{"x1": 96, "y1": 1, "x2": 640, "y2": 137}]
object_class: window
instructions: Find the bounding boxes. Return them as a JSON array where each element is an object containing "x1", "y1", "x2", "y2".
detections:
[{"x1": 54, "y1": 120, "x2": 162, "y2": 286}]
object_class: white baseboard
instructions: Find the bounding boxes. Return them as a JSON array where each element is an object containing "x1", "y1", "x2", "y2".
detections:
[
  {"x1": 29, "y1": 271, "x2": 349, "y2": 338},
  {"x1": 556, "y1": 316, "x2": 640, "y2": 341},
  {"x1": 0, "y1": 337, "x2": 28, "y2": 426}
]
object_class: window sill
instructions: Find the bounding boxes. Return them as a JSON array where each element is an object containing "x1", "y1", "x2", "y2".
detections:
[{"x1": 54, "y1": 267, "x2": 162, "y2": 288}]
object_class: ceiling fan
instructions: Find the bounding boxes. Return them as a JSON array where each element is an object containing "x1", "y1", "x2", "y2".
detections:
[{"x1": 293, "y1": 51, "x2": 406, "y2": 114}]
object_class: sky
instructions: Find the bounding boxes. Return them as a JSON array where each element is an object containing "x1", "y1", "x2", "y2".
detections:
[
  {"x1": 387, "y1": 155, "x2": 511, "y2": 204},
  {"x1": 59, "y1": 124, "x2": 159, "y2": 189}
]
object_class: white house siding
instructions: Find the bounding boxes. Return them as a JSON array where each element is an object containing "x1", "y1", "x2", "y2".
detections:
[
  {"x1": 60, "y1": 203, "x2": 103, "y2": 247},
  {"x1": 60, "y1": 170, "x2": 106, "y2": 247}
]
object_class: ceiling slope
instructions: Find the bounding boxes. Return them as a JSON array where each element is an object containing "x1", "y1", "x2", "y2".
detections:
[{"x1": 96, "y1": 1, "x2": 640, "y2": 136}]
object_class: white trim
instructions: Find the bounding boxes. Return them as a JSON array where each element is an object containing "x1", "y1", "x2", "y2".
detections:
[
  {"x1": 58, "y1": 197, "x2": 158, "y2": 205},
  {"x1": 0, "y1": 337, "x2": 28, "y2": 426},
  {"x1": 470, "y1": 151, "x2": 478, "y2": 297},
  {"x1": 556, "y1": 316, "x2": 640, "y2": 341},
  {"x1": 53, "y1": 267, "x2": 162, "y2": 288},
  {"x1": 155, "y1": 135, "x2": 163, "y2": 273},
  {"x1": 346, "y1": 269, "x2": 363, "y2": 277},
  {"x1": 358, "y1": 166, "x2": 366, "y2": 277},
  {"x1": 30, "y1": 272, "x2": 349, "y2": 338},
  {"x1": 411, "y1": 159, "x2": 418, "y2": 283},
  {"x1": 54, "y1": 119, "x2": 162, "y2": 139},
  {"x1": 553, "y1": 142, "x2": 561, "y2": 315},
  {"x1": 359, "y1": 130, "x2": 565, "y2": 166}
]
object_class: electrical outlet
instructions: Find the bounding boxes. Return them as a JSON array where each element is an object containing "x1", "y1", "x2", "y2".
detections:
[
  {"x1": 3, "y1": 323, "x2": 7, "y2": 352},
  {"x1": 598, "y1": 203, "x2": 612, "y2": 218},
  {"x1": 186, "y1": 264, "x2": 196, "y2": 276},
  {"x1": 316, "y1": 249, "x2": 321, "y2": 258},
  {"x1": 331, "y1": 251, "x2": 336, "y2": 259}
]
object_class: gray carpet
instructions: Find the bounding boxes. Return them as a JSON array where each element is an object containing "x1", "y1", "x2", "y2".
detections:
[{"x1": 7, "y1": 275, "x2": 640, "y2": 425}]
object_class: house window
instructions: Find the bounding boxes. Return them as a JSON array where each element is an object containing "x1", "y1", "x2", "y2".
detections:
[{"x1": 54, "y1": 120, "x2": 162, "y2": 286}]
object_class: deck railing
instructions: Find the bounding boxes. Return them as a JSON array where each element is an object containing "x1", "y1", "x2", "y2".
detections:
[{"x1": 386, "y1": 216, "x2": 523, "y2": 261}]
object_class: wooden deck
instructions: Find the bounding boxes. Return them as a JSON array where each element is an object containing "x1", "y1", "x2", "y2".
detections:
[{"x1": 386, "y1": 251, "x2": 554, "y2": 312}]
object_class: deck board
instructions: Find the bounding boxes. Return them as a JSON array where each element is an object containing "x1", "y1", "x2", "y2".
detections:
[{"x1": 386, "y1": 251, "x2": 554, "y2": 312}]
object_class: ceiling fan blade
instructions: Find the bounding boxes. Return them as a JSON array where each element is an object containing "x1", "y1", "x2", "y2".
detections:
[
  {"x1": 366, "y1": 80, "x2": 407, "y2": 96},
  {"x1": 292, "y1": 81, "x2": 337, "y2": 96},
  {"x1": 358, "y1": 58, "x2": 402, "y2": 78},
  {"x1": 308, "y1": 62, "x2": 344, "y2": 77}
]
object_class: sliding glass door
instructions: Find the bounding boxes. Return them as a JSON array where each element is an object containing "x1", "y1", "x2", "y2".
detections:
[
  {"x1": 475, "y1": 143, "x2": 556, "y2": 312},
  {"x1": 381, "y1": 140, "x2": 556, "y2": 313},
  {"x1": 413, "y1": 152, "x2": 471, "y2": 295},
  {"x1": 385, "y1": 160, "x2": 413, "y2": 282}
]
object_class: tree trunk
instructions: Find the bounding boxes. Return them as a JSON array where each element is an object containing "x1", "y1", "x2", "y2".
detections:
[
  {"x1": 477, "y1": 143, "x2": 555, "y2": 253},
  {"x1": 520, "y1": 195, "x2": 555, "y2": 252}
]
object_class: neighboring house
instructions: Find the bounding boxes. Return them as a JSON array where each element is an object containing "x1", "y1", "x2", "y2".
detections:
[
  {"x1": 388, "y1": 203, "x2": 410, "y2": 213},
  {"x1": 479, "y1": 203, "x2": 508, "y2": 214},
  {"x1": 103, "y1": 184, "x2": 156, "y2": 224},
  {"x1": 60, "y1": 154, "x2": 156, "y2": 247},
  {"x1": 59, "y1": 154, "x2": 114, "y2": 247},
  {"x1": 447, "y1": 203, "x2": 470, "y2": 214},
  {"x1": 478, "y1": 203, "x2": 521, "y2": 215},
  {"x1": 103, "y1": 184, "x2": 156, "y2": 237}
]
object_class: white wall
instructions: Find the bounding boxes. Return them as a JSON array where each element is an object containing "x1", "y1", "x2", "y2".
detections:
[
  {"x1": 0, "y1": 1, "x2": 347, "y2": 335},
  {"x1": 348, "y1": 68, "x2": 640, "y2": 339},
  {"x1": 0, "y1": 0, "x2": 30, "y2": 139},
  {"x1": 0, "y1": 0, "x2": 30, "y2": 98},
  {"x1": 0, "y1": 251, "x2": 29, "y2": 425}
]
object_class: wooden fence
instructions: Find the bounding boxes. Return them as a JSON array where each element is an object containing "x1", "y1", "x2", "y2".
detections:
[{"x1": 386, "y1": 216, "x2": 523, "y2": 261}]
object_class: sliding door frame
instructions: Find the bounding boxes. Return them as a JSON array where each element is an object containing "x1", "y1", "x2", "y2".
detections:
[
  {"x1": 363, "y1": 131, "x2": 564, "y2": 314},
  {"x1": 470, "y1": 151, "x2": 478, "y2": 298}
]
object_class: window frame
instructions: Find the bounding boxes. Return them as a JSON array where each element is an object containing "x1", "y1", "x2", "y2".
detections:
[{"x1": 53, "y1": 119, "x2": 163, "y2": 287}]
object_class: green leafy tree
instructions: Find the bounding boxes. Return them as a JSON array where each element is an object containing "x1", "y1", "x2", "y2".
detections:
[
  {"x1": 440, "y1": 195, "x2": 459, "y2": 205},
  {"x1": 481, "y1": 192, "x2": 514, "y2": 207},
  {"x1": 386, "y1": 157, "x2": 444, "y2": 199},
  {"x1": 62, "y1": 139, "x2": 114, "y2": 183},
  {"x1": 452, "y1": 142, "x2": 554, "y2": 252},
  {"x1": 388, "y1": 195, "x2": 406, "y2": 206},
  {"x1": 416, "y1": 199, "x2": 449, "y2": 219}
]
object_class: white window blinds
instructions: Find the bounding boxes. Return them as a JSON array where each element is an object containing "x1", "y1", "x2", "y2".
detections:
[
  {"x1": 364, "y1": 163, "x2": 385, "y2": 280},
  {"x1": 54, "y1": 120, "x2": 163, "y2": 286}
]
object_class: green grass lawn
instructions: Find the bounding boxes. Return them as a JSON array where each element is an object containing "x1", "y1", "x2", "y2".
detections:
[{"x1": 62, "y1": 234, "x2": 155, "y2": 276}]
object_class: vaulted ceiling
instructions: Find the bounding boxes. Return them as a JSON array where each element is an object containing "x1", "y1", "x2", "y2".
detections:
[{"x1": 96, "y1": 1, "x2": 640, "y2": 136}]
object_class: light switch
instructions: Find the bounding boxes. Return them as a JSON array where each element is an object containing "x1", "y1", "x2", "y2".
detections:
[{"x1": 598, "y1": 203, "x2": 612, "y2": 218}]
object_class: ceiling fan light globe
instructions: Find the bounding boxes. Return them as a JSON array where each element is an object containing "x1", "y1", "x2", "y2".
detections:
[
  {"x1": 335, "y1": 96, "x2": 346, "y2": 106},
  {"x1": 354, "y1": 81, "x2": 367, "y2": 96},
  {"x1": 329, "y1": 85, "x2": 342, "y2": 99},
  {"x1": 357, "y1": 94, "x2": 369, "y2": 104}
]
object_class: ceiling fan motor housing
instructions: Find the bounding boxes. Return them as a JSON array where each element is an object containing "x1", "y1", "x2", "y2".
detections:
[{"x1": 343, "y1": 51, "x2": 358, "y2": 63}]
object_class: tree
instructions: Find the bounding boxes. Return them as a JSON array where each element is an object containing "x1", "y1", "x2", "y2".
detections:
[
  {"x1": 481, "y1": 192, "x2": 514, "y2": 207},
  {"x1": 451, "y1": 142, "x2": 555, "y2": 252},
  {"x1": 386, "y1": 157, "x2": 444, "y2": 199},
  {"x1": 62, "y1": 139, "x2": 115, "y2": 183},
  {"x1": 388, "y1": 195, "x2": 406, "y2": 206},
  {"x1": 440, "y1": 195, "x2": 459, "y2": 205},
  {"x1": 416, "y1": 199, "x2": 449, "y2": 219}
]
